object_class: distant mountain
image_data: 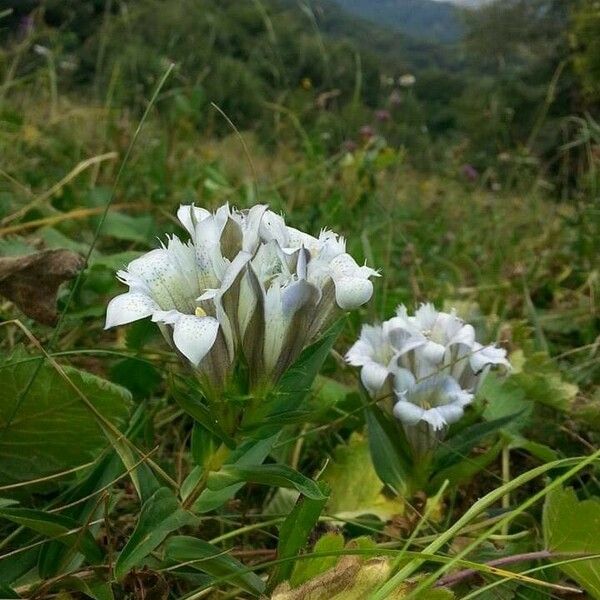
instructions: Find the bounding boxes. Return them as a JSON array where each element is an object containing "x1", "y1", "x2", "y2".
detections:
[
  {"x1": 331, "y1": 0, "x2": 463, "y2": 43},
  {"x1": 440, "y1": 0, "x2": 492, "y2": 6}
]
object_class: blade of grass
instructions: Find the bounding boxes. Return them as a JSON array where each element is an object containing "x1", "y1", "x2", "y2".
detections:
[{"x1": 371, "y1": 450, "x2": 600, "y2": 600}]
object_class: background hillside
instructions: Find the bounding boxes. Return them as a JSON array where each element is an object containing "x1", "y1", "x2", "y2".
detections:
[{"x1": 332, "y1": 0, "x2": 463, "y2": 42}]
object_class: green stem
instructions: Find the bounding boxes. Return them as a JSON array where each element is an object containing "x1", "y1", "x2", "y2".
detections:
[{"x1": 182, "y1": 444, "x2": 231, "y2": 510}]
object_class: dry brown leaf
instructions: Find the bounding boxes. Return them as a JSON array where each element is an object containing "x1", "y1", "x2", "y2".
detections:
[{"x1": 0, "y1": 249, "x2": 85, "y2": 326}]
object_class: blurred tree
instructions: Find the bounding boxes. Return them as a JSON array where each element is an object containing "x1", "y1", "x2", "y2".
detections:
[{"x1": 572, "y1": 0, "x2": 600, "y2": 103}]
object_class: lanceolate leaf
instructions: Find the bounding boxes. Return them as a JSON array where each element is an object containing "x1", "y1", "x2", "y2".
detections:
[
  {"x1": 171, "y1": 384, "x2": 235, "y2": 449},
  {"x1": 115, "y1": 487, "x2": 198, "y2": 579},
  {"x1": 277, "y1": 319, "x2": 345, "y2": 398},
  {"x1": 433, "y1": 411, "x2": 524, "y2": 472},
  {"x1": 365, "y1": 404, "x2": 411, "y2": 494},
  {"x1": 207, "y1": 464, "x2": 326, "y2": 500},
  {"x1": 164, "y1": 535, "x2": 265, "y2": 596},
  {"x1": 0, "y1": 508, "x2": 103, "y2": 565},
  {"x1": 269, "y1": 481, "x2": 330, "y2": 589},
  {"x1": 429, "y1": 440, "x2": 504, "y2": 494}
]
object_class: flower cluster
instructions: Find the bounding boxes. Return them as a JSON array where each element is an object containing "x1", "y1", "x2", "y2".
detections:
[
  {"x1": 346, "y1": 304, "x2": 510, "y2": 456},
  {"x1": 106, "y1": 204, "x2": 379, "y2": 392}
]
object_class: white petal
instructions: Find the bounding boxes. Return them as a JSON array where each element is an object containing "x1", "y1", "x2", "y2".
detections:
[
  {"x1": 435, "y1": 403, "x2": 465, "y2": 425},
  {"x1": 388, "y1": 326, "x2": 426, "y2": 355},
  {"x1": 391, "y1": 366, "x2": 416, "y2": 394},
  {"x1": 334, "y1": 276, "x2": 373, "y2": 310},
  {"x1": 260, "y1": 210, "x2": 288, "y2": 246},
  {"x1": 171, "y1": 314, "x2": 220, "y2": 366},
  {"x1": 288, "y1": 226, "x2": 320, "y2": 254},
  {"x1": 421, "y1": 408, "x2": 447, "y2": 431},
  {"x1": 452, "y1": 388, "x2": 474, "y2": 407},
  {"x1": 219, "y1": 251, "x2": 252, "y2": 294},
  {"x1": 127, "y1": 248, "x2": 194, "y2": 312},
  {"x1": 177, "y1": 204, "x2": 210, "y2": 236},
  {"x1": 414, "y1": 303, "x2": 438, "y2": 331},
  {"x1": 329, "y1": 253, "x2": 361, "y2": 278},
  {"x1": 105, "y1": 292, "x2": 158, "y2": 329},
  {"x1": 296, "y1": 246, "x2": 310, "y2": 280},
  {"x1": 421, "y1": 341, "x2": 446, "y2": 365},
  {"x1": 360, "y1": 361, "x2": 390, "y2": 395},
  {"x1": 281, "y1": 279, "x2": 316, "y2": 315},
  {"x1": 393, "y1": 401, "x2": 425, "y2": 426},
  {"x1": 470, "y1": 343, "x2": 510, "y2": 373},
  {"x1": 241, "y1": 204, "x2": 268, "y2": 252},
  {"x1": 345, "y1": 338, "x2": 375, "y2": 367},
  {"x1": 448, "y1": 323, "x2": 475, "y2": 347}
]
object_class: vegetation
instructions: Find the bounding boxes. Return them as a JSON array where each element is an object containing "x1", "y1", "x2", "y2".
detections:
[{"x1": 0, "y1": 0, "x2": 598, "y2": 599}]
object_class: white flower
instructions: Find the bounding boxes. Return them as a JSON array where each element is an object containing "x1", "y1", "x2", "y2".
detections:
[
  {"x1": 391, "y1": 303, "x2": 510, "y2": 389},
  {"x1": 392, "y1": 374, "x2": 474, "y2": 458},
  {"x1": 105, "y1": 235, "x2": 220, "y2": 367},
  {"x1": 243, "y1": 211, "x2": 379, "y2": 381},
  {"x1": 345, "y1": 319, "x2": 421, "y2": 396},
  {"x1": 259, "y1": 210, "x2": 379, "y2": 313},
  {"x1": 346, "y1": 303, "x2": 511, "y2": 456},
  {"x1": 393, "y1": 374, "x2": 473, "y2": 431},
  {"x1": 106, "y1": 203, "x2": 378, "y2": 390}
]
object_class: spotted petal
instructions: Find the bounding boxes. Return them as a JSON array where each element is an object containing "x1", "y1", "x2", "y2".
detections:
[
  {"x1": 333, "y1": 276, "x2": 373, "y2": 310},
  {"x1": 105, "y1": 292, "x2": 158, "y2": 329},
  {"x1": 170, "y1": 314, "x2": 220, "y2": 366}
]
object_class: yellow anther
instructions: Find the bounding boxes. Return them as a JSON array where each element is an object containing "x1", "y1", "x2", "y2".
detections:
[{"x1": 195, "y1": 306, "x2": 207, "y2": 317}]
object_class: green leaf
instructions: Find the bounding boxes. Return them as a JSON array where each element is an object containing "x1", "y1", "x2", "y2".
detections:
[
  {"x1": 191, "y1": 422, "x2": 221, "y2": 468},
  {"x1": 507, "y1": 350, "x2": 578, "y2": 412},
  {"x1": 543, "y1": 486, "x2": 600, "y2": 599},
  {"x1": 308, "y1": 376, "x2": 353, "y2": 416},
  {"x1": 110, "y1": 358, "x2": 161, "y2": 400},
  {"x1": 164, "y1": 535, "x2": 265, "y2": 596},
  {"x1": 207, "y1": 464, "x2": 326, "y2": 500},
  {"x1": 506, "y1": 434, "x2": 558, "y2": 463},
  {"x1": 481, "y1": 374, "x2": 532, "y2": 433},
  {"x1": 0, "y1": 353, "x2": 130, "y2": 486},
  {"x1": 193, "y1": 435, "x2": 276, "y2": 513},
  {"x1": 433, "y1": 411, "x2": 524, "y2": 472},
  {"x1": 0, "y1": 508, "x2": 103, "y2": 565},
  {"x1": 365, "y1": 404, "x2": 411, "y2": 494},
  {"x1": 91, "y1": 211, "x2": 155, "y2": 243},
  {"x1": 59, "y1": 576, "x2": 115, "y2": 600},
  {"x1": 323, "y1": 433, "x2": 404, "y2": 521},
  {"x1": 429, "y1": 440, "x2": 504, "y2": 494},
  {"x1": 115, "y1": 487, "x2": 197, "y2": 579},
  {"x1": 290, "y1": 532, "x2": 344, "y2": 588},
  {"x1": 277, "y1": 319, "x2": 344, "y2": 399},
  {"x1": 269, "y1": 482, "x2": 329, "y2": 589},
  {"x1": 171, "y1": 384, "x2": 235, "y2": 449}
]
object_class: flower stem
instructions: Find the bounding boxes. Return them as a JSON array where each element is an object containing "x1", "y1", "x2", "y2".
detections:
[{"x1": 181, "y1": 443, "x2": 230, "y2": 510}]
